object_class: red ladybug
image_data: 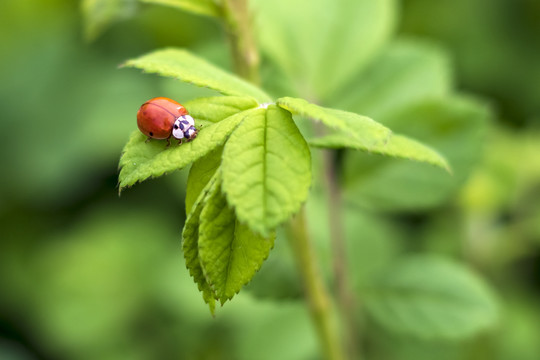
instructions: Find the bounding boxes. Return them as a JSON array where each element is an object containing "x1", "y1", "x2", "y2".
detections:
[{"x1": 137, "y1": 97, "x2": 198, "y2": 144}]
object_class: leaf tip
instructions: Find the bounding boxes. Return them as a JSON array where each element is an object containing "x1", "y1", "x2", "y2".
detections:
[{"x1": 208, "y1": 300, "x2": 216, "y2": 317}]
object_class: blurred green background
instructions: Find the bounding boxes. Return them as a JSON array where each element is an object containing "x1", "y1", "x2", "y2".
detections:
[{"x1": 1, "y1": 0, "x2": 539, "y2": 359}]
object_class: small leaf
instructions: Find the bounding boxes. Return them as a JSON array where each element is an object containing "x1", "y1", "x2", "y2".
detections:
[
  {"x1": 364, "y1": 255, "x2": 498, "y2": 339},
  {"x1": 254, "y1": 0, "x2": 396, "y2": 99},
  {"x1": 185, "y1": 146, "x2": 222, "y2": 214},
  {"x1": 276, "y1": 97, "x2": 391, "y2": 151},
  {"x1": 119, "y1": 108, "x2": 258, "y2": 191},
  {"x1": 82, "y1": 0, "x2": 137, "y2": 41},
  {"x1": 332, "y1": 39, "x2": 452, "y2": 120},
  {"x1": 182, "y1": 173, "x2": 220, "y2": 313},
  {"x1": 343, "y1": 96, "x2": 490, "y2": 211},
  {"x1": 123, "y1": 49, "x2": 272, "y2": 102},
  {"x1": 309, "y1": 133, "x2": 450, "y2": 172},
  {"x1": 184, "y1": 96, "x2": 259, "y2": 125},
  {"x1": 198, "y1": 175, "x2": 275, "y2": 303},
  {"x1": 140, "y1": 0, "x2": 220, "y2": 17},
  {"x1": 222, "y1": 105, "x2": 311, "y2": 236}
]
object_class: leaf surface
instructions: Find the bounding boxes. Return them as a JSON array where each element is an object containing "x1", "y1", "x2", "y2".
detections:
[
  {"x1": 182, "y1": 173, "x2": 219, "y2": 313},
  {"x1": 309, "y1": 133, "x2": 450, "y2": 172},
  {"x1": 185, "y1": 146, "x2": 222, "y2": 214},
  {"x1": 222, "y1": 105, "x2": 311, "y2": 236},
  {"x1": 364, "y1": 255, "x2": 498, "y2": 339},
  {"x1": 119, "y1": 108, "x2": 258, "y2": 191},
  {"x1": 277, "y1": 97, "x2": 392, "y2": 150},
  {"x1": 254, "y1": 0, "x2": 396, "y2": 99},
  {"x1": 123, "y1": 48, "x2": 272, "y2": 102},
  {"x1": 140, "y1": 0, "x2": 219, "y2": 17},
  {"x1": 344, "y1": 96, "x2": 490, "y2": 211},
  {"x1": 333, "y1": 39, "x2": 452, "y2": 121},
  {"x1": 82, "y1": 0, "x2": 137, "y2": 41},
  {"x1": 198, "y1": 177, "x2": 275, "y2": 303},
  {"x1": 184, "y1": 96, "x2": 259, "y2": 125}
]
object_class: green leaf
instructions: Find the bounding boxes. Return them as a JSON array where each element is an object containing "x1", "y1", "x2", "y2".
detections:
[
  {"x1": 309, "y1": 133, "x2": 450, "y2": 172},
  {"x1": 81, "y1": 0, "x2": 137, "y2": 41},
  {"x1": 344, "y1": 96, "x2": 490, "y2": 211},
  {"x1": 140, "y1": 0, "x2": 219, "y2": 17},
  {"x1": 222, "y1": 105, "x2": 311, "y2": 236},
  {"x1": 277, "y1": 97, "x2": 391, "y2": 150},
  {"x1": 198, "y1": 174, "x2": 275, "y2": 303},
  {"x1": 123, "y1": 49, "x2": 272, "y2": 102},
  {"x1": 182, "y1": 177, "x2": 219, "y2": 314},
  {"x1": 332, "y1": 39, "x2": 452, "y2": 121},
  {"x1": 184, "y1": 96, "x2": 259, "y2": 125},
  {"x1": 254, "y1": 0, "x2": 396, "y2": 99},
  {"x1": 363, "y1": 255, "x2": 498, "y2": 339},
  {"x1": 185, "y1": 146, "x2": 222, "y2": 214},
  {"x1": 119, "y1": 108, "x2": 258, "y2": 191}
]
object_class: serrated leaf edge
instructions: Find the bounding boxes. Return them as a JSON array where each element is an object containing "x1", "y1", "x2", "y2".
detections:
[{"x1": 118, "y1": 107, "x2": 259, "y2": 193}]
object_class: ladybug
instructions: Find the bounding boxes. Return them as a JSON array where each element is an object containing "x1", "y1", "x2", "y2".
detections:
[{"x1": 137, "y1": 97, "x2": 198, "y2": 144}]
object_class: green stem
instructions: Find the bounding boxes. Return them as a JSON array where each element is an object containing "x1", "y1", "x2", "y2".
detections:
[
  {"x1": 322, "y1": 149, "x2": 361, "y2": 360},
  {"x1": 221, "y1": 0, "x2": 261, "y2": 84},
  {"x1": 219, "y1": 2, "x2": 344, "y2": 358},
  {"x1": 287, "y1": 208, "x2": 345, "y2": 360}
]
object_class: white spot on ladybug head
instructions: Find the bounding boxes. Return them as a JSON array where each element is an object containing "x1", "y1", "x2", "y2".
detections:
[
  {"x1": 172, "y1": 118, "x2": 185, "y2": 140},
  {"x1": 184, "y1": 126, "x2": 198, "y2": 140},
  {"x1": 175, "y1": 115, "x2": 195, "y2": 131},
  {"x1": 181, "y1": 115, "x2": 195, "y2": 127}
]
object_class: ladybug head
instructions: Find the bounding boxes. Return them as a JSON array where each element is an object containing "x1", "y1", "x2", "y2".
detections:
[
  {"x1": 172, "y1": 118, "x2": 185, "y2": 140},
  {"x1": 184, "y1": 126, "x2": 198, "y2": 140}
]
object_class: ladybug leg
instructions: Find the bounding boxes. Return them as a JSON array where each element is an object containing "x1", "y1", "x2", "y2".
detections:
[
  {"x1": 166, "y1": 137, "x2": 171, "y2": 147},
  {"x1": 177, "y1": 139, "x2": 183, "y2": 145},
  {"x1": 145, "y1": 137, "x2": 151, "y2": 143}
]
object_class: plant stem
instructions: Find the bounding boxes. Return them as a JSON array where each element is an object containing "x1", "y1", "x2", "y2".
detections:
[
  {"x1": 322, "y1": 149, "x2": 361, "y2": 360},
  {"x1": 219, "y1": 2, "x2": 346, "y2": 358},
  {"x1": 287, "y1": 208, "x2": 345, "y2": 360},
  {"x1": 221, "y1": 0, "x2": 261, "y2": 84}
]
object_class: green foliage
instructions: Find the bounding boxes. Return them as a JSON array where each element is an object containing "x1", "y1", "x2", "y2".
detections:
[
  {"x1": 183, "y1": 170, "x2": 275, "y2": 308},
  {"x1": 402, "y1": 0, "x2": 540, "y2": 125},
  {"x1": 185, "y1": 146, "x2": 223, "y2": 213},
  {"x1": 119, "y1": 100, "x2": 257, "y2": 190},
  {"x1": 140, "y1": 0, "x2": 220, "y2": 17},
  {"x1": 118, "y1": 39, "x2": 458, "y2": 305},
  {"x1": 185, "y1": 96, "x2": 259, "y2": 125},
  {"x1": 310, "y1": 134, "x2": 450, "y2": 172},
  {"x1": 222, "y1": 105, "x2": 311, "y2": 237},
  {"x1": 199, "y1": 173, "x2": 275, "y2": 303},
  {"x1": 81, "y1": 0, "x2": 137, "y2": 41},
  {"x1": 278, "y1": 97, "x2": 449, "y2": 171},
  {"x1": 277, "y1": 97, "x2": 392, "y2": 149},
  {"x1": 123, "y1": 48, "x2": 272, "y2": 102},
  {"x1": 344, "y1": 96, "x2": 490, "y2": 211},
  {"x1": 332, "y1": 39, "x2": 452, "y2": 119},
  {"x1": 363, "y1": 255, "x2": 498, "y2": 339},
  {"x1": 182, "y1": 173, "x2": 219, "y2": 313},
  {"x1": 7, "y1": 0, "x2": 540, "y2": 359},
  {"x1": 254, "y1": 0, "x2": 397, "y2": 99}
]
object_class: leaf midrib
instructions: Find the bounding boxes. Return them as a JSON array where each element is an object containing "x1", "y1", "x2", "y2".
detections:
[
  {"x1": 262, "y1": 110, "x2": 268, "y2": 231},
  {"x1": 224, "y1": 220, "x2": 238, "y2": 299},
  {"x1": 365, "y1": 287, "x2": 491, "y2": 309}
]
